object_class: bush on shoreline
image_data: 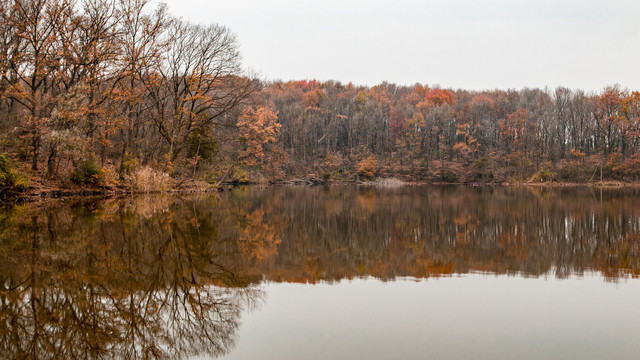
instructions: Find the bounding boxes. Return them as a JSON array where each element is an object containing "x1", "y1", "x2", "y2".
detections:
[{"x1": 0, "y1": 154, "x2": 27, "y2": 193}]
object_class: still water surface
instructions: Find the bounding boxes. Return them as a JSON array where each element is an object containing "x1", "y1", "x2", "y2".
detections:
[{"x1": 1, "y1": 185, "x2": 639, "y2": 359}]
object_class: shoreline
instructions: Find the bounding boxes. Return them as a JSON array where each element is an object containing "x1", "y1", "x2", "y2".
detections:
[{"x1": 3, "y1": 178, "x2": 639, "y2": 202}]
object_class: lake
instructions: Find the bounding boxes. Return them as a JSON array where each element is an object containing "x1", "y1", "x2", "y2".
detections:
[{"x1": 1, "y1": 185, "x2": 639, "y2": 359}]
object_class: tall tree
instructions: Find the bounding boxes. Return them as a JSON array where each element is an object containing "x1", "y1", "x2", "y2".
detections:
[
  {"x1": 150, "y1": 18, "x2": 257, "y2": 175},
  {"x1": 5, "y1": 0, "x2": 70, "y2": 170}
]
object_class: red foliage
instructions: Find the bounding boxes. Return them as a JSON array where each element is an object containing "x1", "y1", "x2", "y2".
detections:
[
  {"x1": 390, "y1": 107, "x2": 407, "y2": 141},
  {"x1": 425, "y1": 89, "x2": 456, "y2": 106},
  {"x1": 290, "y1": 79, "x2": 322, "y2": 92}
]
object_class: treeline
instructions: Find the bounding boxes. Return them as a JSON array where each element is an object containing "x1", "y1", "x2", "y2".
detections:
[
  {"x1": 0, "y1": 0, "x2": 278, "y2": 192},
  {"x1": 263, "y1": 80, "x2": 640, "y2": 183},
  {"x1": 1, "y1": 0, "x2": 640, "y2": 192}
]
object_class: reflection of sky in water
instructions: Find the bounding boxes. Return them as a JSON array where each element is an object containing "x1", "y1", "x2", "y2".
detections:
[{"x1": 223, "y1": 275, "x2": 640, "y2": 360}]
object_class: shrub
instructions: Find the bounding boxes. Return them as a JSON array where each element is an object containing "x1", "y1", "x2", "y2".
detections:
[
  {"x1": 613, "y1": 154, "x2": 640, "y2": 181},
  {"x1": 121, "y1": 152, "x2": 138, "y2": 176},
  {"x1": 128, "y1": 166, "x2": 173, "y2": 193},
  {"x1": 231, "y1": 168, "x2": 251, "y2": 184},
  {"x1": 464, "y1": 157, "x2": 493, "y2": 183},
  {"x1": 530, "y1": 164, "x2": 557, "y2": 182},
  {"x1": 0, "y1": 154, "x2": 28, "y2": 192},
  {"x1": 70, "y1": 160, "x2": 103, "y2": 186},
  {"x1": 441, "y1": 169, "x2": 459, "y2": 183},
  {"x1": 468, "y1": 169, "x2": 494, "y2": 183},
  {"x1": 410, "y1": 159, "x2": 429, "y2": 179},
  {"x1": 357, "y1": 155, "x2": 377, "y2": 180}
]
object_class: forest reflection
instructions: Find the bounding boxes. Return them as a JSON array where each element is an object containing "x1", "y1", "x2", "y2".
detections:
[
  {"x1": 1, "y1": 185, "x2": 639, "y2": 359},
  {"x1": 0, "y1": 195, "x2": 263, "y2": 360}
]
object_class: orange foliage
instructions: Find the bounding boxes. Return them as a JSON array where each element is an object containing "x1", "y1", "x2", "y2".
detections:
[
  {"x1": 357, "y1": 155, "x2": 377, "y2": 180},
  {"x1": 406, "y1": 84, "x2": 430, "y2": 105},
  {"x1": 569, "y1": 149, "x2": 586, "y2": 165},
  {"x1": 290, "y1": 79, "x2": 322, "y2": 92},
  {"x1": 368, "y1": 84, "x2": 392, "y2": 106},
  {"x1": 237, "y1": 210, "x2": 282, "y2": 262},
  {"x1": 238, "y1": 106, "x2": 281, "y2": 166},
  {"x1": 424, "y1": 89, "x2": 456, "y2": 106}
]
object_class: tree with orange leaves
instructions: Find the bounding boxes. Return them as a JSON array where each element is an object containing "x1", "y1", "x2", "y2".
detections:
[
  {"x1": 237, "y1": 106, "x2": 280, "y2": 165},
  {"x1": 424, "y1": 88, "x2": 456, "y2": 106}
]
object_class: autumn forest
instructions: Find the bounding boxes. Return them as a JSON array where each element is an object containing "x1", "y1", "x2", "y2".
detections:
[{"x1": 2, "y1": 0, "x2": 640, "y2": 194}]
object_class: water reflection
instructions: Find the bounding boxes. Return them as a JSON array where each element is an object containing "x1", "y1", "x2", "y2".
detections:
[
  {"x1": 245, "y1": 185, "x2": 640, "y2": 281},
  {"x1": 0, "y1": 185, "x2": 639, "y2": 358},
  {"x1": 0, "y1": 196, "x2": 263, "y2": 359}
]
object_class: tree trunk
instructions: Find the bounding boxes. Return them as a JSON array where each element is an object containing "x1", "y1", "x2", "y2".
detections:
[
  {"x1": 31, "y1": 134, "x2": 39, "y2": 171},
  {"x1": 47, "y1": 148, "x2": 57, "y2": 177}
]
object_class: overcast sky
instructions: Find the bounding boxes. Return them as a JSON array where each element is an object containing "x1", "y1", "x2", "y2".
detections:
[{"x1": 159, "y1": 0, "x2": 640, "y2": 91}]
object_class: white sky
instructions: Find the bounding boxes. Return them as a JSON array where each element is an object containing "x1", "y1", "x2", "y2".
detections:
[{"x1": 158, "y1": 0, "x2": 640, "y2": 91}]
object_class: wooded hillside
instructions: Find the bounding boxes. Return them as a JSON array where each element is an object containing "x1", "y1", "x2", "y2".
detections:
[
  {"x1": 264, "y1": 80, "x2": 640, "y2": 183},
  {"x1": 1, "y1": 0, "x2": 639, "y2": 193}
]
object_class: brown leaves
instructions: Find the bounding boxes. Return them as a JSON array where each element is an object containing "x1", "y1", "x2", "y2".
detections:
[{"x1": 237, "y1": 106, "x2": 281, "y2": 167}]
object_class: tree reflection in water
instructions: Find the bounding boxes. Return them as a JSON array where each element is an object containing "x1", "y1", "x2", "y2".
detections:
[
  {"x1": 0, "y1": 196, "x2": 264, "y2": 359},
  {"x1": 256, "y1": 185, "x2": 640, "y2": 281},
  {"x1": 1, "y1": 185, "x2": 640, "y2": 358}
]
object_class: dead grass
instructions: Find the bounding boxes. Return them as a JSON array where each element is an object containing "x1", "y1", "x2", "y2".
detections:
[{"x1": 127, "y1": 166, "x2": 174, "y2": 193}]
